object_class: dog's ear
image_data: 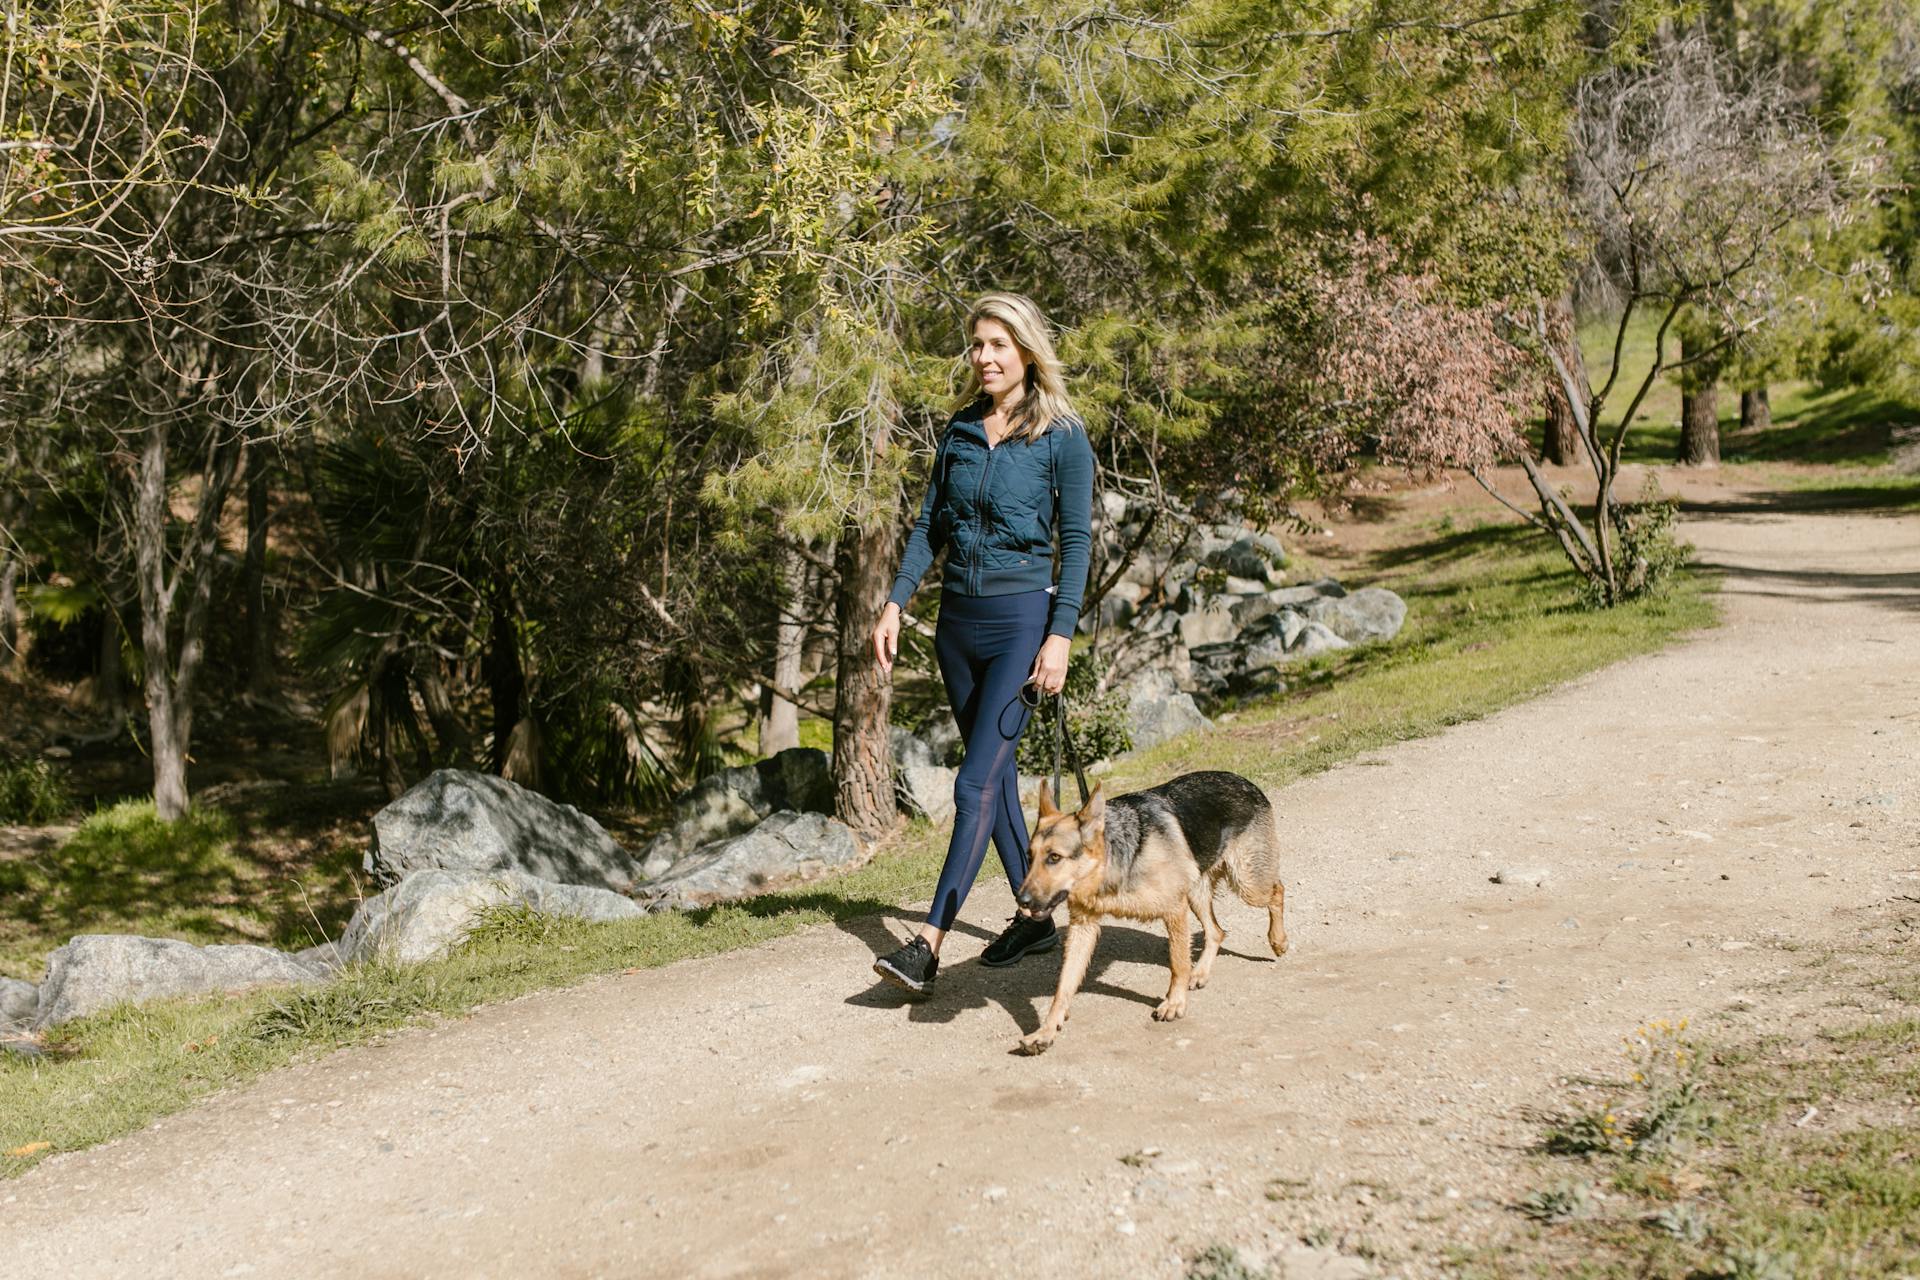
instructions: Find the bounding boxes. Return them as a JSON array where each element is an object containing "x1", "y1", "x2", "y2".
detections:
[
  {"x1": 1037, "y1": 784, "x2": 1058, "y2": 819},
  {"x1": 1078, "y1": 783, "x2": 1105, "y2": 826}
]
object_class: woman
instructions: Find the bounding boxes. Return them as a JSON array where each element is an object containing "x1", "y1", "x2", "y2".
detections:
[{"x1": 870, "y1": 292, "x2": 1095, "y2": 996}]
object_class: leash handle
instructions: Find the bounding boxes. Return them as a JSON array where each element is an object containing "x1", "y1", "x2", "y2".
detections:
[{"x1": 1021, "y1": 679, "x2": 1089, "y2": 809}]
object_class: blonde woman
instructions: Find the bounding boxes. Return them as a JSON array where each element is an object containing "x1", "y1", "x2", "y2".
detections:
[{"x1": 871, "y1": 293, "x2": 1095, "y2": 995}]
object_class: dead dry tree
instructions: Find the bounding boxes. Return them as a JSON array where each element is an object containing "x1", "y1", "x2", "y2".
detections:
[{"x1": 1508, "y1": 31, "x2": 1868, "y2": 604}]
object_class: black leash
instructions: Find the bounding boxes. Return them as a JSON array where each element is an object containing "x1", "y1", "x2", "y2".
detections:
[{"x1": 1023, "y1": 681, "x2": 1089, "y2": 809}]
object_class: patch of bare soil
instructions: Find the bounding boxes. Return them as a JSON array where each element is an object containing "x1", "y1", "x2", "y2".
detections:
[{"x1": 3, "y1": 476, "x2": 1918, "y2": 1279}]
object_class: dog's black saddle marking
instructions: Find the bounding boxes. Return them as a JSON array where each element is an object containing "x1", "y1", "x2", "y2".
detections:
[{"x1": 1103, "y1": 770, "x2": 1270, "y2": 888}]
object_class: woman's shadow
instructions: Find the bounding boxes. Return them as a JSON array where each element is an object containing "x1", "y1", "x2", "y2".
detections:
[{"x1": 837, "y1": 911, "x2": 1197, "y2": 1037}]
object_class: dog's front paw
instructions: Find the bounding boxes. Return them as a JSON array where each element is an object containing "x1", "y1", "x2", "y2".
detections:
[
  {"x1": 1015, "y1": 1030, "x2": 1055, "y2": 1056},
  {"x1": 1152, "y1": 997, "x2": 1187, "y2": 1022}
]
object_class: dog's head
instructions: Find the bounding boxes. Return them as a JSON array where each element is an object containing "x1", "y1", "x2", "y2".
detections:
[{"x1": 1014, "y1": 784, "x2": 1106, "y2": 918}]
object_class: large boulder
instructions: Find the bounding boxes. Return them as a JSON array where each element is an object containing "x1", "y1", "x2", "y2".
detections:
[
  {"x1": 640, "y1": 811, "x2": 863, "y2": 912},
  {"x1": 1124, "y1": 672, "x2": 1212, "y2": 753},
  {"x1": 636, "y1": 746, "x2": 834, "y2": 878},
  {"x1": 33, "y1": 935, "x2": 322, "y2": 1028},
  {"x1": 366, "y1": 769, "x2": 639, "y2": 893},
  {"x1": 1306, "y1": 586, "x2": 1407, "y2": 645},
  {"x1": 1, "y1": 977, "x2": 38, "y2": 1027},
  {"x1": 897, "y1": 764, "x2": 959, "y2": 824},
  {"x1": 342, "y1": 868, "x2": 645, "y2": 966}
]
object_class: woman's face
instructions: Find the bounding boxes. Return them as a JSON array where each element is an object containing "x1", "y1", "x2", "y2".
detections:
[{"x1": 970, "y1": 318, "x2": 1028, "y2": 398}]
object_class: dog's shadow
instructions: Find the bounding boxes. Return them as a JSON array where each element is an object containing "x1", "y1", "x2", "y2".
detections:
[{"x1": 839, "y1": 912, "x2": 1174, "y2": 1034}]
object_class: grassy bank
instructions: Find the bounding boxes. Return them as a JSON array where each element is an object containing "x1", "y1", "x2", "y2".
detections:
[
  {"x1": 1476, "y1": 900, "x2": 1920, "y2": 1278},
  {"x1": 2, "y1": 525, "x2": 1715, "y2": 1177}
]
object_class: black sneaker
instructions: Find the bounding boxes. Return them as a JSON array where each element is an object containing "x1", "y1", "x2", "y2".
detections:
[
  {"x1": 980, "y1": 914, "x2": 1058, "y2": 968},
  {"x1": 873, "y1": 936, "x2": 938, "y2": 995}
]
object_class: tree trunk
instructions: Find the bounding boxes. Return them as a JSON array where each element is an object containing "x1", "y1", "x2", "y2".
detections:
[
  {"x1": 1541, "y1": 294, "x2": 1588, "y2": 466},
  {"x1": 93, "y1": 603, "x2": 124, "y2": 720},
  {"x1": 760, "y1": 539, "x2": 807, "y2": 755},
  {"x1": 132, "y1": 422, "x2": 241, "y2": 820},
  {"x1": 832, "y1": 516, "x2": 897, "y2": 839},
  {"x1": 242, "y1": 448, "x2": 274, "y2": 697},
  {"x1": 1677, "y1": 339, "x2": 1720, "y2": 467},
  {"x1": 1740, "y1": 387, "x2": 1771, "y2": 433},
  {"x1": 0, "y1": 545, "x2": 18, "y2": 675},
  {"x1": 485, "y1": 584, "x2": 525, "y2": 774},
  {"x1": 134, "y1": 424, "x2": 190, "y2": 819}
]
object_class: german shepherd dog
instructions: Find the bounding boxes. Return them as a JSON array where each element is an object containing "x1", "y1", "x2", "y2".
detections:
[{"x1": 1012, "y1": 770, "x2": 1288, "y2": 1055}]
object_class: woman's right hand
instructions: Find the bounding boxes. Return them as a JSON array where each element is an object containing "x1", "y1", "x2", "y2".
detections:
[{"x1": 873, "y1": 603, "x2": 901, "y2": 676}]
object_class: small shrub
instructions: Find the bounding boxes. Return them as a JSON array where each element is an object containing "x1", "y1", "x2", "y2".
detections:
[
  {"x1": 1016, "y1": 651, "x2": 1132, "y2": 778},
  {"x1": 1694, "y1": 1247, "x2": 1799, "y2": 1280},
  {"x1": 0, "y1": 756, "x2": 72, "y2": 823},
  {"x1": 1542, "y1": 1110, "x2": 1623, "y2": 1157},
  {"x1": 1585, "y1": 478, "x2": 1692, "y2": 607},
  {"x1": 457, "y1": 902, "x2": 586, "y2": 952},
  {"x1": 249, "y1": 966, "x2": 443, "y2": 1044},
  {"x1": 1520, "y1": 1180, "x2": 1596, "y2": 1223},
  {"x1": 1651, "y1": 1201, "x2": 1711, "y2": 1243},
  {"x1": 1187, "y1": 1244, "x2": 1271, "y2": 1280}
]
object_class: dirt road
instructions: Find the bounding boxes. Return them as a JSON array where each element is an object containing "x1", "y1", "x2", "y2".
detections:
[{"x1": 5, "y1": 482, "x2": 1917, "y2": 1279}]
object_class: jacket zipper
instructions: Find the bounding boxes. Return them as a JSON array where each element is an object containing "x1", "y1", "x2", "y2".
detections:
[{"x1": 972, "y1": 437, "x2": 997, "y2": 595}]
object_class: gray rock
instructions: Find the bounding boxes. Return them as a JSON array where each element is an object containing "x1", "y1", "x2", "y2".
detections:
[
  {"x1": 640, "y1": 811, "x2": 864, "y2": 911},
  {"x1": 898, "y1": 763, "x2": 958, "y2": 824},
  {"x1": 293, "y1": 939, "x2": 346, "y2": 976},
  {"x1": 1204, "y1": 533, "x2": 1287, "y2": 582},
  {"x1": 918, "y1": 710, "x2": 964, "y2": 768},
  {"x1": 637, "y1": 746, "x2": 836, "y2": 877},
  {"x1": 1124, "y1": 672, "x2": 1213, "y2": 752},
  {"x1": 34, "y1": 935, "x2": 323, "y2": 1028},
  {"x1": 1178, "y1": 601, "x2": 1238, "y2": 648},
  {"x1": 367, "y1": 769, "x2": 639, "y2": 893},
  {"x1": 1266, "y1": 577, "x2": 1348, "y2": 607},
  {"x1": 1100, "y1": 490, "x2": 1127, "y2": 524},
  {"x1": 1, "y1": 977, "x2": 38, "y2": 1027},
  {"x1": 890, "y1": 726, "x2": 933, "y2": 771},
  {"x1": 1287, "y1": 619, "x2": 1351, "y2": 660},
  {"x1": 1090, "y1": 591, "x2": 1137, "y2": 633},
  {"x1": 1305, "y1": 586, "x2": 1406, "y2": 645},
  {"x1": 1223, "y1": 574, "x2": 1269, "y2": 596},
  {"x1": 342, "y1": 868, "x2": 645, "y2": 966},
  {"x1": 1241, "y1": 632, "x2": 1294, "y2": 673}
]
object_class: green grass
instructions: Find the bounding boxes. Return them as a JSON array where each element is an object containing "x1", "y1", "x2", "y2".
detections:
[
  {"x1": 1562, "y1": 312, "x2": 1920, "y2": 468},
  {"x1": 1499, "y1": 913, "x2": 1920, "y2": 1278},
  {"x1": 0, "y1": 524, "x2": 1718, "y2": 1177},
  {"x1": 0, "y1": 800, "x2": 363, "y2": 980}
]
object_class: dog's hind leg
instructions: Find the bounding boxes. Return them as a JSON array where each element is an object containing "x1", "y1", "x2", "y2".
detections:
[
  {"x1": 1266, "y1": 879, "x2": 1289, "y2": 957},
  {"x1": 1153, "y1": 911, "x2": 1193, "y2": 1022},
  {"x1": 1189, "y1": 871, "x2": 1226, "y2": 989}
]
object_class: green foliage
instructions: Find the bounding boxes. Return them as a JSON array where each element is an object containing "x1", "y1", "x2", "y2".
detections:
[
  {"x1": 1583, "y1": 480, "x2": 1692, "y2": 608},
  {"x1": 1519, "y1": 1181, "x2": 1595, "y2": 1223},
  {"x1": 0, "y1": 757, "x2": 72, "y2": 824},
  {"x1": 1016, "y1": 650, "x2": 1133, "y2": 777}
]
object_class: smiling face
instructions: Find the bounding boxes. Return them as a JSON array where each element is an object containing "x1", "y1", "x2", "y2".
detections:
[
  {"x1": 969, "y1": 317, "x2": 1029, "y2": 399},
  {"x1": 1014, "y1": 786, "x2": 1107, "y2": 917}
]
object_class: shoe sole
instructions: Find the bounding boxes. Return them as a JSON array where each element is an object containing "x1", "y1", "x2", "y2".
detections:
[
  {"x1": 872, "y1": 957, "x2": 933, "y2": 995},
  {"x1": 979, "y1": 930, "x2": 1059, "y2": 968}
]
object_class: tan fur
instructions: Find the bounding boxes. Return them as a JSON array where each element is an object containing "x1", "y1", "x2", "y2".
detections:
[{"x1": 1014, "y1": 781, "x2": 1288, "y2": 1055}]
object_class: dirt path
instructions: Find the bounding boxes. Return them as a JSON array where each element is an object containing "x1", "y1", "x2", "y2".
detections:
[{"x1": 6, "y1": 484, "x2": 1918, "y2": 1279}]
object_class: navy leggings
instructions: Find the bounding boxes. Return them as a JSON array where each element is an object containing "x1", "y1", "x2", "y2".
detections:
[{"x1": 927, "y1": 587, "x2": 1051, "y2": 931}]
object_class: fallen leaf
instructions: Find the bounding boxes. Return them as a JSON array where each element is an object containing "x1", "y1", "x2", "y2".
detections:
[{"x1": 7, "y1": 1141, "x2": 51, "y2": 1158}]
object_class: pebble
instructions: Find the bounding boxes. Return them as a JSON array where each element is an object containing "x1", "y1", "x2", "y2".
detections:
[
  {"x1": 1559, "y1": 917, "x2": 1580, "y2": 930},
  {"x1": 983, "y1": 1186, "x2": 1008, "y2": 1203},
  {"x1": 1491, "y1": 867, "x2": 1550, "y2": 887}
]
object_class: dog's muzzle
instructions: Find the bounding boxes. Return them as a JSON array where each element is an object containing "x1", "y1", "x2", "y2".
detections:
[{"x1": 1015, "y1": 889, "x2": 1068, "y2": 918}]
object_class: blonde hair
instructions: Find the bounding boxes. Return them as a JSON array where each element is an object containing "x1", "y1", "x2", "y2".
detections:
[{"x1": 951, "y1": 292, "x2": 1077, "y2": 442}]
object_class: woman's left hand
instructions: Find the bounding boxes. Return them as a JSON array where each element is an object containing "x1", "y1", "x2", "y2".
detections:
[{"x1": 1029, "y1": 634, "x2": 1071, "y2": 697}]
